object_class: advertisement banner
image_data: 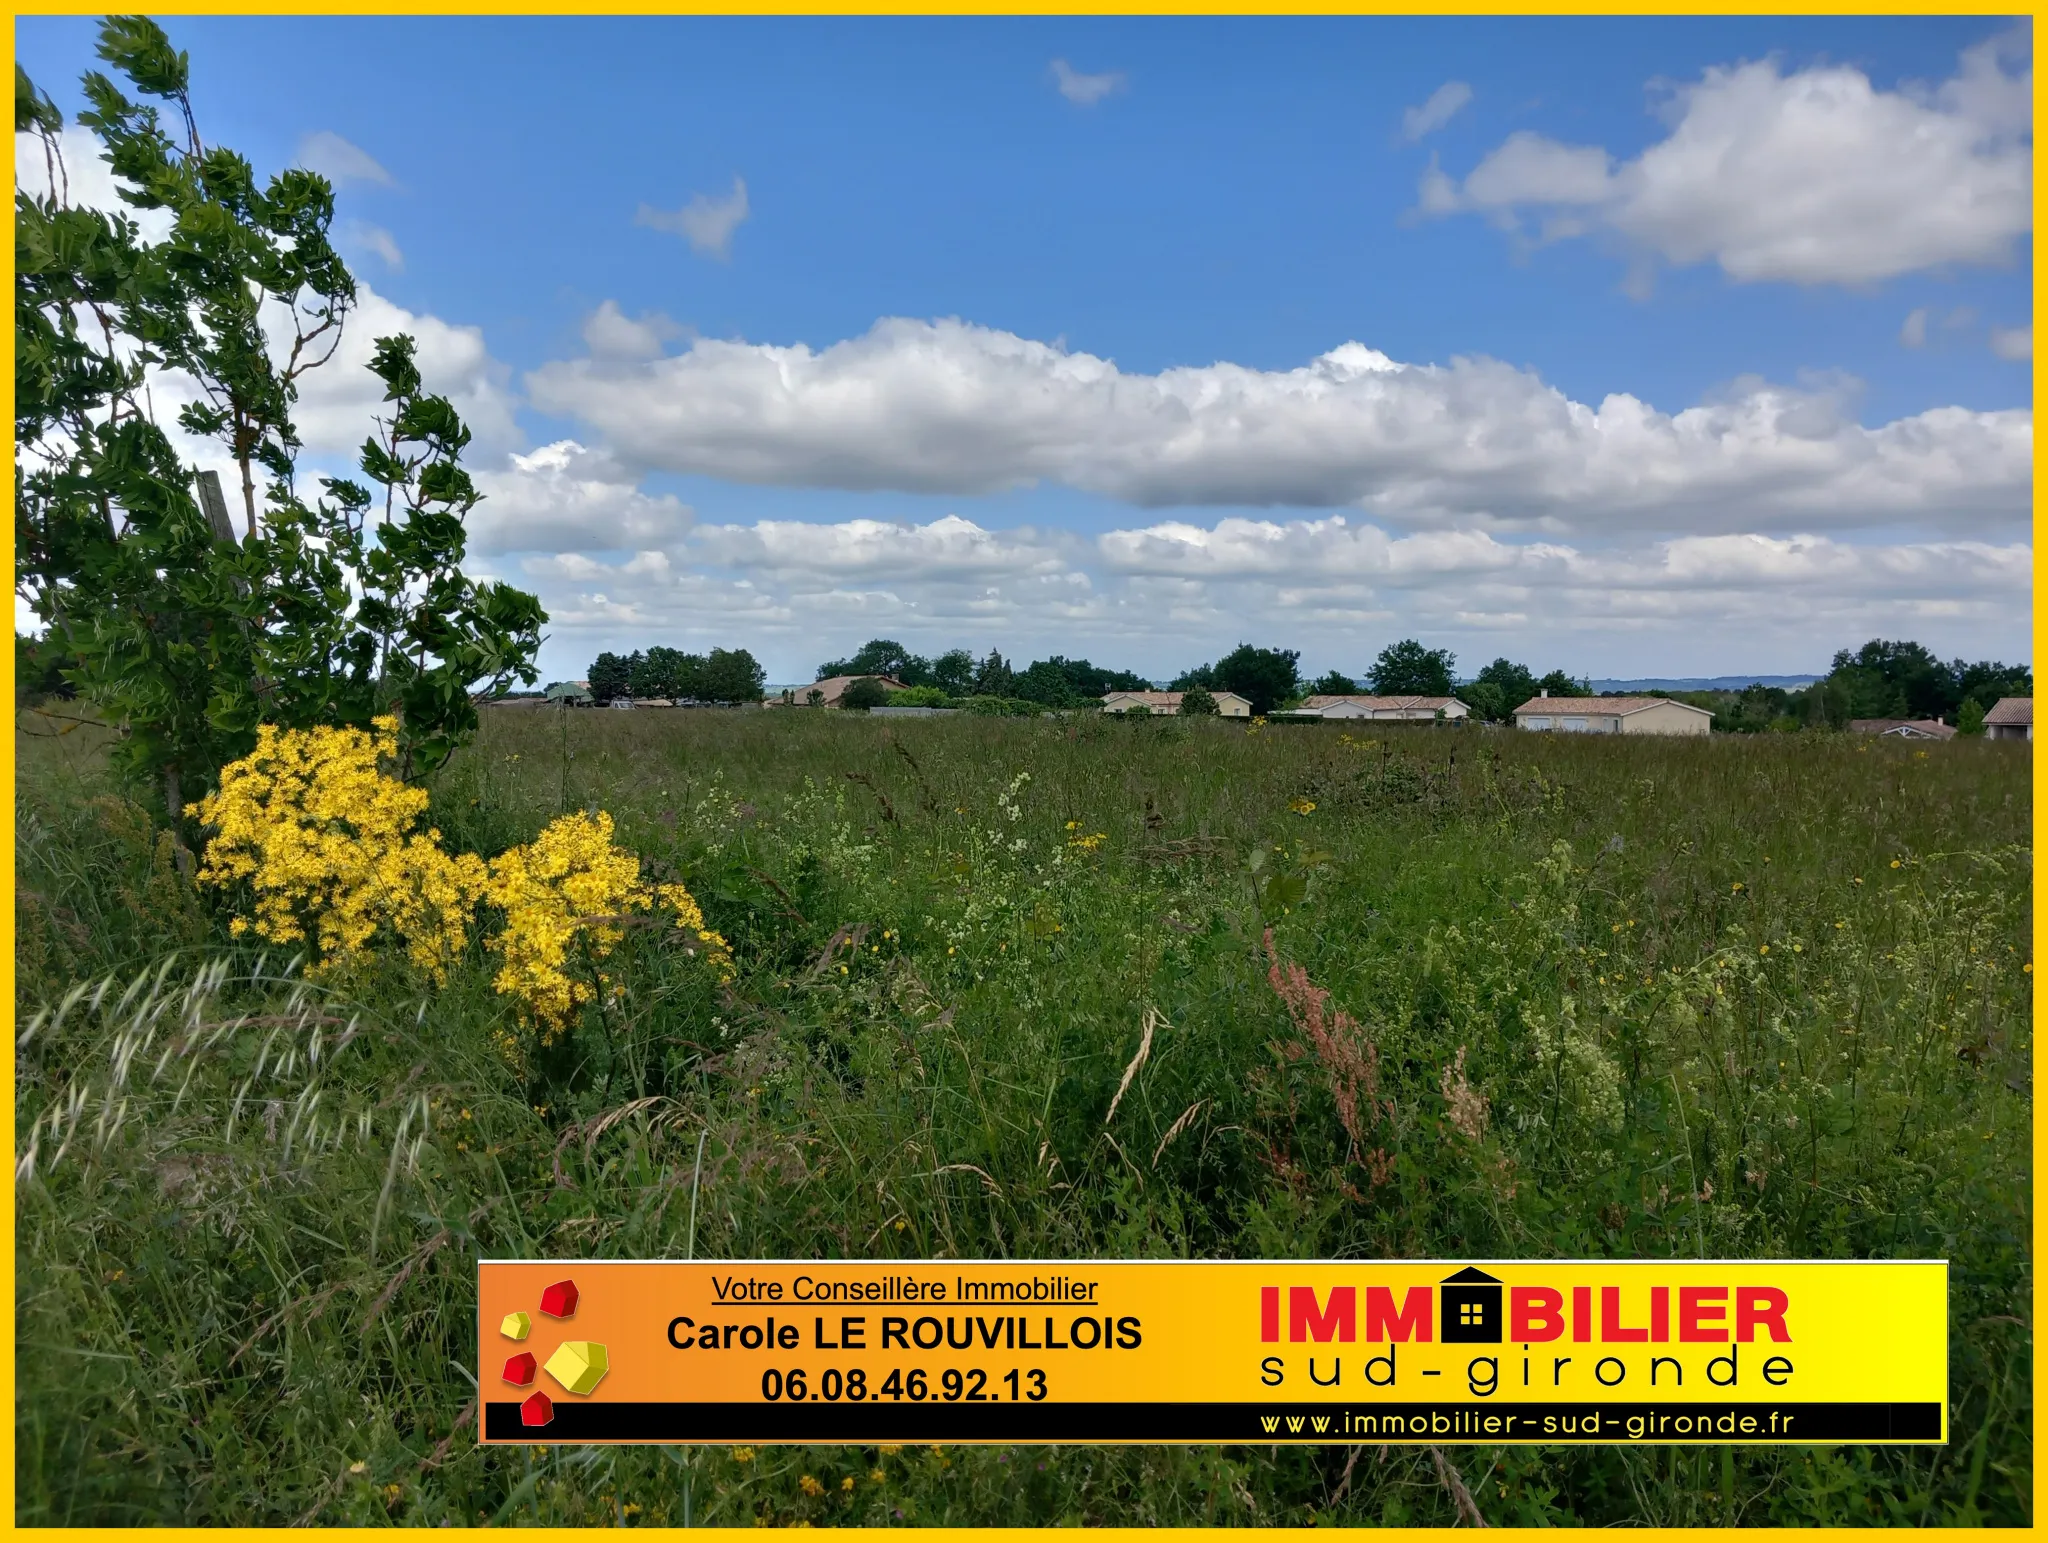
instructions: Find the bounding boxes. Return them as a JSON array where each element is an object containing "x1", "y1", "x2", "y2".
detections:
[{"x1": 478, "y1": 1258, "x2": 1945, "y2": 1446}]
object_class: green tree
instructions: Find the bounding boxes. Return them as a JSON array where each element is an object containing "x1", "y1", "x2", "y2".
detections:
[
  {"x1": 16, "y1": 24, "x2": 542, "y2": 819},
  {"x1": 840, "y1": 677, "x2": 889, "y2": 711},
  {"x1": 1472, "y1": 658, "x2": 1538, "y2": 713},
  {"x1": 1536, "y1": 669, "x2": 1588, "y2": 698},
  {"x1": 928, "y1": 648, "x2": 976, "y2": 696},
  {"x1": 971, "y1": 649, "x2": 1015, "y2": 697},
  {"x1": 1456, "y1": 680, "x2": 1507, "y2": 723},
  {"x1": 1181, "y1": 644, "x2": 1299, "y2": 716},
  {"x1": 1178, "y1": 686, "x2": 1219, "y2": 716},
  {"x1": 819, "y1": 638, "x2": 924, "y2": 683},
  {"x1": 1369, "y1": 638, "x2": 1456, "y2": 696},
  {"x1": 1308, "y1": 670, "x2": 1357, "y2": 695},
  {"x1": 587, "y1": 652, "x2": 631, "y2": 703},
  {"x1": 700, "y1": 646, "x2": 765, "y2": 704},
  {"x1": 1958, "y1": 698, "x2": 1987, "y2": 736}
]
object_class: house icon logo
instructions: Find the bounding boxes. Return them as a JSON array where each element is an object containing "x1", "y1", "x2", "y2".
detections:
[{"x1": 1439, "y1": 1266, "x2": 1503, "y2": 1343}]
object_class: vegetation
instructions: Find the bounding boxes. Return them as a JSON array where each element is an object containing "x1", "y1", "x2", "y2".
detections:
[
  {"x1": 1369, "y1": 639, "x2": 1456, "y2": 697},
  {"x1": 586, "y1": 647, "x2": 766, "y2": 706},
  {"x1": 17, "y1": 705, "x2": 2031, "y2": 1526},
  {"x1": 1175, "y1": 644, "x2": 1302, "y2": 717},
  {"x1": 15, "y1": 23, "x2": 544, "y2": 817}
]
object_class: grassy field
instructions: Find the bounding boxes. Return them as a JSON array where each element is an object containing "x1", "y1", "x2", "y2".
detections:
[{"x1": 15, "y1": 705, "x2": 2033, "y2": 1525}]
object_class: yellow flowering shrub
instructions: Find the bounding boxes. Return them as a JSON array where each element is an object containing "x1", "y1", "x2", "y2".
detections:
[
  {"x1": 192, "y1": 717, "x2": 485, "y2": 981},
  {"x1": 196, "y1": 725, "x2": 731, "y2": 1038},
  {"x1": 483, "y1": 810, "x2": 733, "y2": 1038}
]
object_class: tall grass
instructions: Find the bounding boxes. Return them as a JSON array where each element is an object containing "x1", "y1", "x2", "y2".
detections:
[{"x1": 15, "y1": 708, "x2": 2031, "y2": 1524}]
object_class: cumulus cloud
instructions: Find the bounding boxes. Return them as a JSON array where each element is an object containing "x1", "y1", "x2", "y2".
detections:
[
  {"x1": 344, "y1": 220, "x2": 404, "y2": 270},
  {"x1": 501, "y1": 510, "x2": 2029, "y2": 685},
  {"x1": 1991, "y1": 324, "x2": 2032, "y2": 360},
  {"x1": 1402, "y1": 81, "x2": 1474, "y2": 141},
  {"x1": 525, "y1": 315, "x2": 2032, "y2": 536},
  {"x1": 1421, "y1": 33, "x2": 2032, "y2": 286},
  {"x1": 297, "y1": 130, "x2": 393, "y2": 187},
  {"x1": 636, "y1": 177, "x2": 750, "y2": 260},
  {"x1": 16, "y1": 124, "x2": 174, "y2": 239},
  {"x1": 468, "y1": 440, "x2": 692, "y2": 556},
  {"x1": 1051, "y1": 59, "x2": 1125, "y2": 106},
  {"x1": 582, "y1": 300, "x2": 683, "y2": 361}
]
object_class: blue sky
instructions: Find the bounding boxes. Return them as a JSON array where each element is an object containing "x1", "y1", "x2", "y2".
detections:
[{"x1": 17, "y1": 16, "x2": 2033, "y2": 685}]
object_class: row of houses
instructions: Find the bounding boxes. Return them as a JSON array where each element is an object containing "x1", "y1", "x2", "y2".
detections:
[
  {"x1": 1103, "y1": 690, "x2": 1716, "y2": 734},
  {"x1": 538, "y1": 674, "x2": 2034, "y2": 741}
]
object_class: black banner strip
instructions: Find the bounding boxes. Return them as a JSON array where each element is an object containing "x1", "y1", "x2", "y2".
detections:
[{"x1": 483, "y1": 1400, "x2": 1942, "y2": 1444}]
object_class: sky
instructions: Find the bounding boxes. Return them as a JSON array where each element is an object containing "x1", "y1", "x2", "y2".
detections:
[{"x1": 15, "y1": 15, "x2": 2034, "y2": 686}]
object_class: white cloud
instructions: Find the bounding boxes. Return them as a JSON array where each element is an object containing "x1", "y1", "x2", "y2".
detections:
[
  {"x1": 636, "y1": 177, "x2": 750, "y2": 260},
  {"x1": 1990, "y1": 324, "x2": 2032, "y2": 360},
  {"x1": 501, "y1": 511, "x2": 2030, "y2": 684},
  {"x1": 1422, "y1": 33, "x2": 2032, "y2": 287},
  {"x1": 1402, "y1": 81, "x2": 1474, "y2": 141},
  {"x1": 15, "y1": 124, "x2": 174, "y2": 240},
  {"x1": 468, "y1": 440, "x2": 692, "y2": 556},
  {"x1": 526, "y1": 315, "x2": 2032, "y2": 536},
  {"x1": 582, "y1": 300, "x2": 684, "y2": 361},
  {"x1": 1051, "y1": 59, "x2": 1125, "y2": 106},
  {"x1": 297, "y1": 130, "x2": 393, "y2": 187},
  {"x1": 283, "y1": 282, "x2": 523, "y2": 458},
  {"x1": 344, "y1": 221, "x2": 404, "y2": 270},
  {"x1": 1900, "y1": 308, "x2": 1929, "y2": 348}
]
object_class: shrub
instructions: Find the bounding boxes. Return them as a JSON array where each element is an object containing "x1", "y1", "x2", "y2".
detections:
[
  {"x1": 1178, "y1": 687, "x2": 1220, "y2": 716},
  {"x1": 839, "y1": 678, "x2": 890, "y2": 712}
]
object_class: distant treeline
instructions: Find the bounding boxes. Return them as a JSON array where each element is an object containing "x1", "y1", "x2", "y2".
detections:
[
  {"x1": 1656, "y1": 641, "x2": 2031, "y2": 734},
  {"x1": 585, "y1": 647, "x2": 765, "y2": 704},
  {"x1": 577, "y1": 634, "x2": 2027, "y2": 730}
]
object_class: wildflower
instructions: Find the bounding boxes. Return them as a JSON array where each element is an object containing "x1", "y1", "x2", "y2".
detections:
[
  {"x1": 841, "y1": 1477, "x2": 856, "y2": 1492},
  {"x1": 1759, "y1": 945, "x2": 1769, "y2": 955},
  {"x1": 799, "y1": 1476, "x2": 825, "y2": 1497},
  {"x1": 1731, "y1": 882, "x2": 1743, "y2": 892},
  {"x1": 349, "y1": 1461, "x2": 368, "y2": 1475},
  {"x1": 483, "y1": 810, "x2": 732, "y2": 1036},
  {"x1": 879, "y1": 1445, "x2": 903, "y2": 1457},
  {"x1": 193, "y1": 718, "x2": 486, "y2": 982},
  {"x1": 1891, "y1": 860, "x2": 1901, "y2": 869},
  {"x1": 870, "y1": 1469, "x2": 885, "y2": 1484},
  {"x1": 1289, "y1": 798, "x2": 1317, "y2": 816},
  {"x1": 1064, "y1": 820, "x2": 1081, "y2": 830},
  {"x1": 733, "y1": 1448, "x2": 757, "y2": 1464}
]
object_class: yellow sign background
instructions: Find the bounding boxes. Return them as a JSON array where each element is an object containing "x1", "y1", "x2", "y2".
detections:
[{"x1": 479, "y1": 1257, "x2": 1944, "y2": 1439}]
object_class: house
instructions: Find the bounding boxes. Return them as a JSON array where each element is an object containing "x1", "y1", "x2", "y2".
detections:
[
  {"x1": 1100, "y1": 689, "x2": 1253, "y2": 718},
  {"x1": 1513, "y1": 694, "x2": 1712, "y2": 736},
  {"x1": 815, "y1": 674, "x2": 907, "y2": 707},
  {"x1": 1983, "y1": 697, "x2": 2032, "y2": 741},
  {"x1": 1296, "y1": 694, "x2": 1470, "y2": 723},
  {"x1": 1850, "y1": 718, "x2": 1957, "y2": 741},
  {"x1": 765, "y1": 674, "x2": 909, "y2": 708}
]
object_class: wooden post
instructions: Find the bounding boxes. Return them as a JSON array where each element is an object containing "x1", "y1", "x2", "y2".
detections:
[{"x1": 195, "y1": 469, "x2": 237, "y2": 546}]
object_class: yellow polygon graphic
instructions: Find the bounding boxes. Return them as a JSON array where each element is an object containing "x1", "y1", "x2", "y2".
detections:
[
  {"x1": 545, "y1": 1340, "x2": 610, "y2": 1395},
  {"x1": 500, "y1": 1311, "x2": 532, "y2": 1341}
]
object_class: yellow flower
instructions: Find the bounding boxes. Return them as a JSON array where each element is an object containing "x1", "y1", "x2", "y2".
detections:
[
  {"x1": 733, "y1": 1448, "x2": 756, "y2": 1464},
  {"x1": 841, "y1": 1477, "x2": 856, "y2": 1492},
  {"x1": 799, "y1": 1475, "x2": 825, "y2": 1497},
  {"x1": 192, "y1": 718, "x2": 485, "y2": 983},
  {"x1": 483, "y1": 810, "x2": 733, "y2": 1037},
  {"x1": 1289, "y1": 798, "x2": 1316, "y2": 816}
]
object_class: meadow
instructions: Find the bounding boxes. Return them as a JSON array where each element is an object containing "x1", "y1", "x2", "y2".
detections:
[{"x1": 14, "y1": 705, "x2": 2032, "y2": 1525}]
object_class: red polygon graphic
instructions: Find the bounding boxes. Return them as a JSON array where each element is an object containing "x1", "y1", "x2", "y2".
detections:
[
  {"x1": 502, "y1": 1351, "x2": 537, "y2": 1386},
  {"x1": 539, "y1": 1279, "x2": 579, "y2": 1318},
  {"x1": 521, "y1": 1390, "x2": 554, "y2": 1427}
]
